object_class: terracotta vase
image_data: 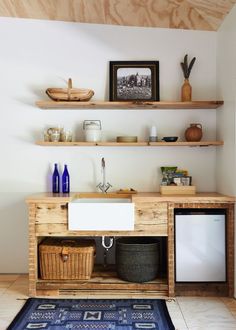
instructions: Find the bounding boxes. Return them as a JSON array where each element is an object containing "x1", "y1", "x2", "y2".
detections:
[
  {"x1": 185, "y1": 123, "x2": 203, "y2": 142},
  {"x1": 181, "y1": 79, "x2": 192, "y2": 102}
]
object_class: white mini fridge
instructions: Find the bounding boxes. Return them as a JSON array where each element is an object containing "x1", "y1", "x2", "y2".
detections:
[{"x1": 175, "y1": 209, "x2": 226, "y2": 282}]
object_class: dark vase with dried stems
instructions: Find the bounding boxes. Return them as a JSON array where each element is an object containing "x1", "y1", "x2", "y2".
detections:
[{"x1": 180, "y1": 54, "x2": 196, "y2": 102}]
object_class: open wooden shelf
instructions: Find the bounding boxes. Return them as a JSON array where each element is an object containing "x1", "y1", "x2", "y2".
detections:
[
  {"x1": 149, "y1": 141, "x2": 224, "y2": 146},
  {"x1": 36, "y1": 100, "x2": 224, "y2": 110},
  {"x1": 36, "y1": 141, "x2": 224, "y2": 147},
  {"x1": 36, "y1": 266, "x2": 168, "y2": 297}
]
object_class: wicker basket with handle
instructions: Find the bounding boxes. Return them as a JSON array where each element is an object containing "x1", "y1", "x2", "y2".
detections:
[
  {"x1": 39, "y1": 238, "x2": 96, "y2": 280},
  {"x1": 46, "y1": 78, "x2": 94, "y2": 101}
]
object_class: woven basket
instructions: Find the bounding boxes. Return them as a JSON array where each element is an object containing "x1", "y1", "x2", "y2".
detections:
[
  {"x1": 46, "y1": 78, "x2": 94, "y2": 101},
  {"x1": 116, "y1": 237, "x2": 159, "y2": 283},
  {"x1": 39, "y1": 238, "x2": 96, "y2": 280}
]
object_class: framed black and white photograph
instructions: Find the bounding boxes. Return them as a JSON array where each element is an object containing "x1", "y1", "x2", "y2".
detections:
[{"x1": 109, "y1": 61, "x2": 159, "y2": 101}]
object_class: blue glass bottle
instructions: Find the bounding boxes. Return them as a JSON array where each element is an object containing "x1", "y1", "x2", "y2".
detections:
[
  {"x1": 62, "y1": 164, "x2": 70, "y2": 193},
  {"x1": 52, "y1": 163, "x2": 60, "y2": 193}
]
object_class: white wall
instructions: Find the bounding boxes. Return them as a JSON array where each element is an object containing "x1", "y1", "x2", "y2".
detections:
[
  {"x1": 216, "y1": 4, "x2": 236, "y2": 297},
  {"x1": 0, "y1": 17, "x2": 217, "y2": 272}
]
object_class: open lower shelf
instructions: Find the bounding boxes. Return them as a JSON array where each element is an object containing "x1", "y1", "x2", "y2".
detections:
[
  {"x1": 36, "y1": 266, "x2": 168, "y2": 297},
  {"x1": 36, "y1": 100, "x2": 223, "y2": 109},
  {"x1": 36, "y1": 141, "x2": 224, "y2": 147}
]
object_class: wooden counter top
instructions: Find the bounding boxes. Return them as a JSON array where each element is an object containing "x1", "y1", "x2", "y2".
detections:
[
  {"x1": 25, "y1": 192, "x2": 235, "y2": 203},
  {"x1": 131, "y1": 192, "x2": 235, "y2": 203},
  {"x1": 26, "y1": 192, "x2": 75, "y2": 203}
]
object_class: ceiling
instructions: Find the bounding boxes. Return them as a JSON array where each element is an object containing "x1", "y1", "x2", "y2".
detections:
[{"x1": 0, "y1": 0, "x2": 235, "y2": 31}]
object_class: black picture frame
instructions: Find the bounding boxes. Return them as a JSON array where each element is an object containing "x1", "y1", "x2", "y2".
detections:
[{"x1": 109, "y1": 61, "x2": 159, "y2": 101}]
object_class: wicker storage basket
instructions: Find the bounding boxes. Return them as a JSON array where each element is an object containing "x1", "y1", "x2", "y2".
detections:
[
  {"x1": 46, "y1": 78, "x2": 94, "y2": 101},
  {"x1": 39, "y1": 238, "x2": 96, "y2": 280}
]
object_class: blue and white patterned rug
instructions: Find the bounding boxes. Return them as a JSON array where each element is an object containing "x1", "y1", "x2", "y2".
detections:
[{"x1": 7, "y1": 298, "x2": 175, "y2": 330}]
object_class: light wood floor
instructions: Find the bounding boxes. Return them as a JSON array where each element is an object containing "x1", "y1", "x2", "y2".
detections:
[{"x1": 0, "y1": 274, "x2": 236, "y2": 330}]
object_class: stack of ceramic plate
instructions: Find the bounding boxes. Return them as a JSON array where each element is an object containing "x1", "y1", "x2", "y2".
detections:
[{"x1": 116, "y1": 136, "x2": 138, "y2": 143}]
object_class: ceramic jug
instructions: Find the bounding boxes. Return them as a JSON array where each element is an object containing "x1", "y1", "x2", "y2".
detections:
[
  {"x1": 185, "y1": 123, "x2": 202, "y2": 142},
  {"x1": 83, "y1": 120, "x2": 102, "y2": 142}
]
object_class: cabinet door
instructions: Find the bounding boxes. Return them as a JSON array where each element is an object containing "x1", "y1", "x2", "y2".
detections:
[{"x1": 135, "y1": 202, "x2": 168, "y2": 236}]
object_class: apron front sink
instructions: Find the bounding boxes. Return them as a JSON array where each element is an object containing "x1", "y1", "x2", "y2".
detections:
[{"x1": 68, "y1": 198, "x2": 134, "y2": 231}]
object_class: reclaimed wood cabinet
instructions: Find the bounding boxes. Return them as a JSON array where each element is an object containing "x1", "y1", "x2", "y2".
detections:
[{"x1": 26, "y1": 192, "x2": 234, "y2": 298}]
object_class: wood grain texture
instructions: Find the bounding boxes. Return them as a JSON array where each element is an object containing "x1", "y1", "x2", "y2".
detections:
[
  {"x1": 28, "y1": 203, "x2": 37, "y2": 297},
  {"x1": 131, "y1": 192, "x2": 236, "y2": 203},
  {"x1": 26, "y1": 192, "x2": 132, "y2": 203},
  {"x1": 35, "y1": 100, "x2": 224, "y2": 110},
  {"x1": 175, "y1": 283, "x2": 229, "y2": 296},
  {"x1": 160, "y1": 185, "x2": 196, "y2": 195},
  {"x1": 135, "y1": 202, "x2": 168, "y2": 236},
  {"x1": 25, "y1": 192, "x2": 236, "y2": 203},
  {"x1": 35, "y1": 289, "x2": 168, "y2": 298},
  {"x1": 26, "y1": 195, "x2": 234, "y2": 297},
  {"x1": 167, "y1": 202, "x2": 175, "y2": 297},
  {"x1": 226, "y1": 204, "x2": 234, "y2": 297},
  {"x1": 35, "y1": 203, "x2": 68, "y2": 223},
  {"x1": 35, "y1": 141, "x2": 224, "y2": 147},
  {"x1": 36, "y1": 268, "x2": 167, "y2": 291},
  {"x1": 0, "y1": 0, "x2": 235, "y2": 31},
  {"x1": 34, "y1": 201, "x2": 168, "y2": 236}
]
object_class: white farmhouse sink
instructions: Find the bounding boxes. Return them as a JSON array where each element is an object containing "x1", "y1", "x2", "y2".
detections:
[{"x1": 68, "y1": 198, "x2": 134, "y2": 231}]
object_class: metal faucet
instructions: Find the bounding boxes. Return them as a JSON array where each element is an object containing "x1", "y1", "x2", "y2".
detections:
[{"x1": 97, "y1": 157, "x2": 112, "y2": 193}]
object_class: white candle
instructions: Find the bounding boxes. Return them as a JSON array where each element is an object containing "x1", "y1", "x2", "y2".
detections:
[{"x1": 150, "y1": 125, "x2": 157, "y2": 137}]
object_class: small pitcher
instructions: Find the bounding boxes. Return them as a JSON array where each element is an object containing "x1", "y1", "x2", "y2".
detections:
[
  {"x1": 47, "y1": 127, "x2": 62, "y2": 142},
  {"x1": 185, "y1": 123, "x2": 202, "y2": 142}
]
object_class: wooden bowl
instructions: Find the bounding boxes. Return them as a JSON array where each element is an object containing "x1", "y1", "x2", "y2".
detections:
[{"x1": 46, "y1": 78, "x2": 94, "y2": 101}]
